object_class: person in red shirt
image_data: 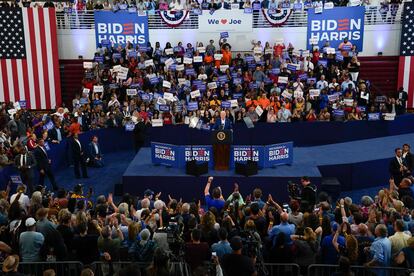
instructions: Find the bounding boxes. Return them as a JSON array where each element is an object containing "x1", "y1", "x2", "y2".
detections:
[
  {"x1": 26, "y1": 133, "x2": 37, "y2": 151},
  {"x1": 162, "y1": 112, "x2": 173, "y2": 125},
  {"x1": 68, "y1": 117, "x2": 81, "y2": 136},
  {"x1": 273, "y1": 42, "x2": 285, "y2": 57}
]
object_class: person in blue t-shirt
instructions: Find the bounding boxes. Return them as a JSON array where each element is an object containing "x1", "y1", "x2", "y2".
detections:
[
  {"x1": 321, "y1": 222, "x2": 346, "y2": 264},
  {"x1": 204, "y1": 176, "x2": 225, "y2": 212}
]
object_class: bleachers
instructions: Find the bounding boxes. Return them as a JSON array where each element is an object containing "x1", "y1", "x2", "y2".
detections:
[
  {"x1": 359, "y1": 56, "x2": 400, "y2": 95},
  {"x1": 59, "y1": 60, "x2": 86, "y2": 106}
]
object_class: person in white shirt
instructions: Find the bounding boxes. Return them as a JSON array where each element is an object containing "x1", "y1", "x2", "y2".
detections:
[
  {"x1": 316, "y1": 75, "x2": 329, "y2": 90},
  {"x1": 10, "y1": 185, "x2": 30, "y2": 213}
]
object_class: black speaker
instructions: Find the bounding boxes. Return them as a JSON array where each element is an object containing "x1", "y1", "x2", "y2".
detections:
[
  {"x1": 186, "y1": 160, "x2": 209, "y2": 176},
  {"x1": 235, "y1": 160, "x2": 258, "y2": 176},
  {"x1": 320, "y1": 177, "x2": 341, "y2": 203}
]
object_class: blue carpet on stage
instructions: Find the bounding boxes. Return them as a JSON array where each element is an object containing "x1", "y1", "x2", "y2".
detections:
[
  {"x1": 53, "y1": 151, "x2": 135, "y2": 199},
  {"x1": 122, "y1": 133, "x2": 414, "y2": 202}
]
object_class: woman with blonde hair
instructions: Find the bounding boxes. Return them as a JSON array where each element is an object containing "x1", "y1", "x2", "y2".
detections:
[
  {"x1": 333, "y1": 224, "x2": 359, "y2": 264},
  {"x1": 291, "y1": 227, "x2": 320, "y2": 274},
  {"x1": 199, "y1": 211, "x2": 219, "y2": 246}
]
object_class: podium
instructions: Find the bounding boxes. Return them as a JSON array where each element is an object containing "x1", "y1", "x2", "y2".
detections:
[{"x1": 211, "y1": 130, "x2": 233, "y2": 170}]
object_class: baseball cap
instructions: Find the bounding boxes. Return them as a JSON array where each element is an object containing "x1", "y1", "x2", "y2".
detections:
[
  {"x1": 25, "y1": 217, "x2": 36, "y2": 227},
  {"x1": 144, "y1": 189, "x2": 154, "y2": 197}
]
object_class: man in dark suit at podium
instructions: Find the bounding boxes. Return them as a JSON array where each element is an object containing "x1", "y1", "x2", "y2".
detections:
[{"x1": 212, "y1": 111, "x2": 233, "y2": 131}]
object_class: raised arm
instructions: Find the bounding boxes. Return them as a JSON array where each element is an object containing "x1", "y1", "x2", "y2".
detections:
[{"x1": 204, "y1": 176, "x2": 213, "y2": 196}]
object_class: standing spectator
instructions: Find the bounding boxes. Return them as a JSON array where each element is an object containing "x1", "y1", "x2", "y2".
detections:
[
  {"x1": 364, "y1": 224, "x2": 392, "y2": 269},
  {"x1": 221, "y1": 236, "x2": 257, "y2": 276},
  {"x1": 394, "y1": 237, "x2": 414, "y2": 267},
  {"x1": 299, "y1": 176, "x2": 317, "y2": 212},
  {"x1": 10, "y1": 184, "x2": 30, "y2": 214},
  {"x1": 36, "y1": 208, "x2": 68, "y2": 261},
  {"x1": 14, "y1": 147, "x2": 37, "y2": 194},
  {"x1": 19, "y1": 217, "x2": 44, "y2": 262},
  {"x1": 321, "y1": 222, "x2": 346, "y2": 264},
  {"x1": 268, "y1": 212, "x2": 296, "y2": 247},
  {"x1": 48, "y1": 121, "x2": 65, "y2": 144},
  {"x1": 291, "y1": 227, "x2": 320, "y2": 274},
  {"x1": 72, "y1": 222, "x2": 100, "y2": 264},
  {"x1": 88, "y1": 135, "x2": 104, "y2": 167},
  {"x1": 204, "y1": 177, "x2": 225, "y2": 212},
  {"x1": 389, "y1": 219, "x2": 411, "y2": 257},
  {"x1": 2, "y1": 255, "x2": 25, "y2": 276},
  {"x1": 97, "y1": 225, "x2": 124, "y2": 261},
  {"x1": 71, "y1": 133, "x2": 88, "y2": 179},
  {"x1": 389, "y1": 148, "x2": 408, "y2": 186},
  {"x1": 211, "y1": 228, "x2": 232, "y2": 259},
  {"x1": 33, "y1": 139, "x2": 59, "y2": 191},
  {"x1": 338, "y1": 38, "x2": 353, "y2": 67},
  {"x1": 184, "y1": 228, "x2": 211, "y2": 272}
]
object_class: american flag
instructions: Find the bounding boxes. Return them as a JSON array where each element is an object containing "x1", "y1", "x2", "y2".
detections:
[
  {"x1": 0, "y1": 8, "x2": 61, "y2": 109},
  {"x1": 398, "y1": 2, "x2": 414, "y2": 109}
]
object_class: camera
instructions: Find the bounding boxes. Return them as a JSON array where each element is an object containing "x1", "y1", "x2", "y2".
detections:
[{"x1": 287, "y1": 181, "x2": 301, "y2": 200}]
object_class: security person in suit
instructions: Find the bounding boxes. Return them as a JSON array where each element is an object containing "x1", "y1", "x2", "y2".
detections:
[
  {"x1": 403, "y1": 144, "x2": 413, "y2": 175},
  {"x1": 71, "y1": 133, "x2": 88, "y2": 179},
  {"x1": 87, "y1": 135, "x2": 103, "y2": 168},
  {"x1": 33, "y1": 138, "x2": 59, "y2": 191},
  {"x1": 389, "y1": 148, "x2": 410, "y2": 186},
  {"x1": 14, "y1": 146, "x2": 37, "y2": 193}
]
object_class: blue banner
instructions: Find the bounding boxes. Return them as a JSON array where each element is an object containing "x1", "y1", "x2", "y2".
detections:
[
  {"x1": 94, "y1": 11, "x2": 149, "y2": 47},
  {"x1": 180, "y1": 145, "x2": 214, "y2": 168},
  {"x1": 307, "y1": 7, "x2": 365, "y2": 51},
  {"x1": 264, "y1": 142, "x2": 293, "y2": 167},
  {"x1": 230, "y1": 146, "x2": 265, "y2": 169},
  {"x1": 151, "y1": 142, "x2": 180, "y2": 167}
]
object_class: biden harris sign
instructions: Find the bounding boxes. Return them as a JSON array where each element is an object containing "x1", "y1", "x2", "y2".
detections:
[
  {"x1": 94, "y1": 11, "x2": 149, "y2": 47},
  {"x1": 307, "y1": 6, "x2": 365, "y2": 51}
]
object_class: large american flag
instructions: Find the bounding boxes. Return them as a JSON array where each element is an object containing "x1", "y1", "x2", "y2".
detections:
[
  {"x1": 398, "y1": 2, "x2": 414, "y2": 109},
  {"x1": 0, "y1": 8, "x2": 61, "y2": 110}
]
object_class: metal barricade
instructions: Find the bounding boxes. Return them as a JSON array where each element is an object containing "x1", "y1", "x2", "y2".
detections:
[
  {"x1": 263, "y1": 263, "x2": 301, "y2": 276},
  {"x1": 90, "y1": 261, "x2": 191, "y2": 276},
  {"x1": 308, "y1": 264, "x2": 408, "y2": 276},
  {"x1": 17, "y1": 261, "x2": 84, "y2": 276}
]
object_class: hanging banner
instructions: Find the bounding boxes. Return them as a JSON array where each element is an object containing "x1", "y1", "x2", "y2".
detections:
[
  {"x1": 94, "y1": 11, "x2": 149, "y2": 47},
  {"x1": 230, "y1": 145, "x2": 265, "y2": 169},
  {"x1": 198, "y1": 10, "x2": 253, "y2": 33},
  {"x1": 151, "y1": 142, "x2": 180, "y2": 167},
  {"x1": 180, "y1": 145, "x2": 214, "y2": 168},
  {"x1": 307, "y1": 6, "x2": 365, "y2": 51}
]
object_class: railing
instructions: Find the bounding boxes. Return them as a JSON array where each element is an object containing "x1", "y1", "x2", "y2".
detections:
[
  {"x1": 56, "y1": 6, "x2": 402, "y2": 30},
  {"x1": 3, "y1": 261, "x2": 410, "y2": 276},
  {"x1": 17, "y1": 261, "x2": 83, "y2": 276},
  {"x1": 308, "y1": 264, "x2": 409, "y2": 276}
]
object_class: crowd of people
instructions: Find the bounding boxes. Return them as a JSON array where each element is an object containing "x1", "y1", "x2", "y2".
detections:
[
  {"x1": 69, "y1": 37, "x2": 407, "y2": 130},
  {"x1": 0, "y1": 169, "x2": 411, "y2": 275}
]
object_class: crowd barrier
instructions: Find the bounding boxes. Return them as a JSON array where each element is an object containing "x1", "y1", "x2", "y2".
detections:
[
  {"x1": 308, "y1": 264, "x2": 408, "y2": 276},
  {"x1": 149, "y1": 114, "x2": 414, "y2": 147},
  {"x1": 3, "y1": 261, "x2": 408, "y2": 276}
]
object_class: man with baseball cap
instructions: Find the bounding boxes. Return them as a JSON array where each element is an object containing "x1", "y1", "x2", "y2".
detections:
[
  {"x1": 220, "y1": 236, "x2": 257, "y2": 276},
  {"x1": 19, "y1": 217, "x2": 44, "y2": 262}
]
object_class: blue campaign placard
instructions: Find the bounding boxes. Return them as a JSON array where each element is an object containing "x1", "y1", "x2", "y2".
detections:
[
  {"x1": 10, "y1": 175, "x2": 22, "y2": 184},
  {"x1": 125, "y1": 123, "x2": 135, "y2": 131},
  {"x1": 245, "y1": 56, "x2": 254, "y2": 63},
  {"x1": 151, "y1": 142, "x2": 180, "y2": 167},
  {"x1": 230, "y1": 146, "x2": 265, "y2": 169},
  {"x1": 19, "y1": 100, "x2": 27, "y2": 108},
  {"x1": 150, "y1": 77, "x2": 159, "y2": 84},
  {"x1": 94, "y1": 10, "x2": 149, "y2": 47},
  {"x1": 188, "y1": 102, "x2": 198, "y2": 111},
  {"x1": 159, "y1": 104, "x2": 170, "y2": 112},
  {"x1": 318, "y1": 59, "x2": 328, "y2": 68},
  {"x1": 287, "y1": 64, "x2": 297, "y2": 72},
  {"x1": 271, "y1": 68, "x2": 280, "y2": 75},
  {"x1": 307, "y1": 6, "x2": 365, "y2": 51},
  {"x1": 218, "y1": 75, "x2": 228, "y2": 83},
  {"x1": 221, "y1": 101, "x2": 231, "y2": 108},
  {"x1": 220, "y1": 32, "x2": 229, "y2": 39},
  {"x1": 94, "y1": 56, "x2": 104, "y2": 63},
  {"x1": 186, "y1": 69, "x2": 196, "y2": 76},
  {"x1": 368, "y1": 113, "x2": 381, "y2": 121},
  {"x1": 180, "y1": 145, "x2": 214, "y2": 168},
  {"x1": 263, "y1": 142, "x2": 294, "y2": 167}
]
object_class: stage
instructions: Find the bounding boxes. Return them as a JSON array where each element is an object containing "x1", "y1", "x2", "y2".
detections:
[{"x1": 122, "y1": 133, "x2": 414, "y2": 201}]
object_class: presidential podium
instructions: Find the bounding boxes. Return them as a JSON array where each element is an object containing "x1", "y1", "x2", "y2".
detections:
[{"x1": 211, "y1": 130, "x2": 233, "y2": 170}]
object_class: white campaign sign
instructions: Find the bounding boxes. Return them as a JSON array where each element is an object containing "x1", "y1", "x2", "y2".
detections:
[
  {"x1": 198, "y1": 10, "x2": 253, "y2": 33},
  {"x1": 94, "y1": 85, "x2": 104, "y2": 93}
]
